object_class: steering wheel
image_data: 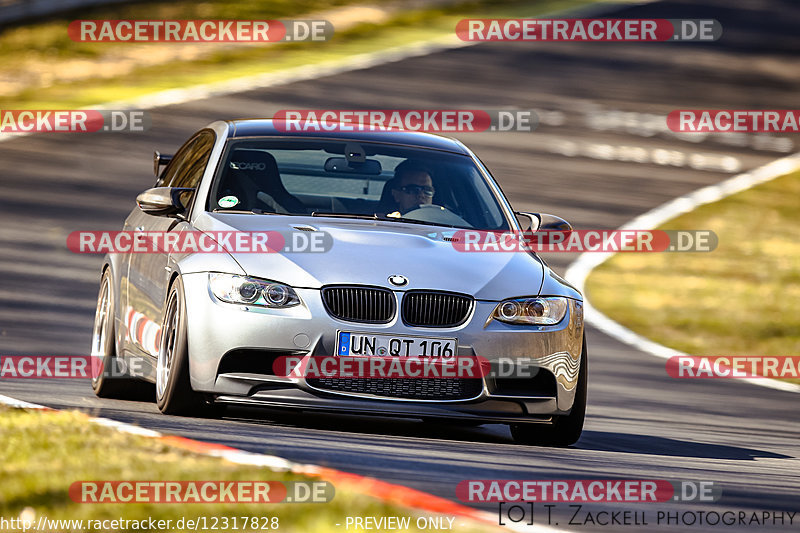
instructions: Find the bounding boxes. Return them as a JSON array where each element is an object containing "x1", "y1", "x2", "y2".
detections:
[{"x1": 403, "y1": 204, "x2": 470, "y2": 226}]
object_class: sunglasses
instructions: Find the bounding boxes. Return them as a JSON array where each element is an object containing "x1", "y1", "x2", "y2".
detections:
[{"x1": 397, "y1": 184, "x2": 435, "y2": 197}]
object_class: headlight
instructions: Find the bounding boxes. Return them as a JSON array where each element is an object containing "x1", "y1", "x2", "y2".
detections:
[
  {"x1": 209, "y1": 273, "x2": 300, "y2": 308},
  {"x1": 490, "y1": 297, "x2": 568, "y2": 325}
]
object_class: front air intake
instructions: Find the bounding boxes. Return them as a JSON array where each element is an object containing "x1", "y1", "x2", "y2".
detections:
[
  {"x1": 321, "y1": 285, "x2": 396, "y2": 323},
  {"x1": 401, "y1": 290, "x2": 473, "y2": 328}
]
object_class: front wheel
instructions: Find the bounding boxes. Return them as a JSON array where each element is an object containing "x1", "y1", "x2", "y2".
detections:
[
  {"x1": 510, "y1": 334, "x2": 587, "y2": 446},
  {"x1": 155, "y1": 278, "x2": 220, "y2": 416}
]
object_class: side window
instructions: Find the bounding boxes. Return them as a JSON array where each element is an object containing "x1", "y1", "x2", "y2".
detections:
[
  {"x1": 157, "y1": 130, "x2": 215, "y2": 188},
  {"x1": 169, "y1": 131, "x2": 215, "y2": 189},
  {"x1": 156, "y1": 139, "x2": 194, "y2": 187}
]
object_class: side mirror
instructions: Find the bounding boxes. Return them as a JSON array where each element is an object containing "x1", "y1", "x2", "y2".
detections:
[
  {"x1": 136, "y1": 187, "x2": 193, "y2": 217},
  {"x1": 515, "y1": 212, "x2": 573, "y2": 232}
]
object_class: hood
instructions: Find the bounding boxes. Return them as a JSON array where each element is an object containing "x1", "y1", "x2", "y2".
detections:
[{"x1": 193, "y1": 213, "x2": 544, "y2": 300}]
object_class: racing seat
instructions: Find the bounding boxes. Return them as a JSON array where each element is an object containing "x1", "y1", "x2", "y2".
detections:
[{"x1": 222, "y1": 150, "x2": 306, "y2": 214}]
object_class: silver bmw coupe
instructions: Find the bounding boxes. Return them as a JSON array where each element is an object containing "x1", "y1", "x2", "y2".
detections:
[{"x1": 90, "y1": 119, "x2": 587, "y2": 446}]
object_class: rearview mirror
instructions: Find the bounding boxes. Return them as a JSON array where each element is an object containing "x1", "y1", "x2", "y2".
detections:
[
  {"x1": 324, "y1": 157, "x2": 382, "y2": 175},
  {"x1": 515, "y1": 212, "x2": 572, "y2": 233},
  {"x1": 136, "y1": 187, "x2": 193, "y2": 217}
]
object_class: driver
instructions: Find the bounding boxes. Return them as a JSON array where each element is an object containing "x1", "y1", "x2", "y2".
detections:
[{"x1": 388, "y1": 160, "x2": 436, "y2": 216}]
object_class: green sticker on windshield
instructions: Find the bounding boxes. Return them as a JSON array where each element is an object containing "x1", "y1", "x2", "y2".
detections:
[{"x1": 218, "y1": 195, "x2": 239, "y2": 208}]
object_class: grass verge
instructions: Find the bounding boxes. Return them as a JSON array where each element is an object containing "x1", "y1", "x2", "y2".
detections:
[
  {"x1": 0, "y1": 406, "x2": 487, "y2": 532},
  {"x1": 0, "y1": 0, "x2": 602, "y2": 109},
  {"x1": 585, "y1": 170, "x2": 800, "y2": 383}
]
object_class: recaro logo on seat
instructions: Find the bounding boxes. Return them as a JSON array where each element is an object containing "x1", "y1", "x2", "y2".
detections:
[{"x1": 230, "y1": 161, "x2": 266, "y2": 170}]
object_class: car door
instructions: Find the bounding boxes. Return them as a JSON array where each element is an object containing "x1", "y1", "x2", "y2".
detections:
[{"x1": 124, "y1": 130, "x2": 216, "y2": 359}]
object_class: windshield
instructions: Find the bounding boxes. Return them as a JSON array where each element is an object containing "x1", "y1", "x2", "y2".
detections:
[{"x1": 207, "y1": 138, "x2": 510, "y2": 230}]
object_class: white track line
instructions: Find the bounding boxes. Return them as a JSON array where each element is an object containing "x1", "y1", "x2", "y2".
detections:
[
  {"x1": 98, "y1": 35, "x2": 471, "y2": 111},
  {"x1": 565, "y1": 152, "x2": 800, "y2": 393},
  {"x1": 0, "y1": 36, "x2": 469, "y2": 145},
  {"x1": 0, "y1": 393, "x2": 49, "y2": 409}
]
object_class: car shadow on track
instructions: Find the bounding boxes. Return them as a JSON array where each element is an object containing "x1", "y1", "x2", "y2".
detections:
[
  {"x1": 223, "y1": 410, "x2": 792, "y2": 460},
  {"x1": 71, "y1": 397, "x2": 792, "y2": 460},
  {"x1": 221, "y1": 406, "x2": 515, "y2": 444},
  {"x1": 576, "y1": 430, "x2": 793, "y2": 460}
]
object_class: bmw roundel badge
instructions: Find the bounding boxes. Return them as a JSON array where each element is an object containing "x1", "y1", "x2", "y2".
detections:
[{"x1": 388, "y1": 275, "x2": 408, "y2": 287}]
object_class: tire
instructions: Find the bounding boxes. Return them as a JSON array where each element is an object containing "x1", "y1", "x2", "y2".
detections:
[
  {"x1": 155, "y1": 277, "x2": 221, "y2": 416},
  {"x1": 91, "y1": 269, "x2": 142, "y2": 398},
  {"x1": 510, "y1": 334, "x2": 587, "y2": 447}
]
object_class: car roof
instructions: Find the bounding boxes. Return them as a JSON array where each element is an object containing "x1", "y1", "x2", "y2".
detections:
[{"x1": 225, "y1": 119, "x2": 471, "y2": 155}]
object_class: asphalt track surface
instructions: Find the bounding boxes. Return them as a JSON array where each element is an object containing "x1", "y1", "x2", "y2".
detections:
[{"x1": 1, "y1": 0, "x2": 799, "y2": 531}]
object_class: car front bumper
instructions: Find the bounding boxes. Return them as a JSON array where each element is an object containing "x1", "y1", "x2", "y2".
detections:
[{"x1": 181, "y1": 272, "x2": 584, "y2": 422}]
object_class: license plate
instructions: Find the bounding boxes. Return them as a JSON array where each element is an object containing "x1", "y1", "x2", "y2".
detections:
[{"x1": 337, "y1": 331, "x2": 457, "y2": 358}]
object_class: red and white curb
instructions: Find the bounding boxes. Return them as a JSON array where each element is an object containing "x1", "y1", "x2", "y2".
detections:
[
  {"x1": 565, "y1": 152, "x2": 800, "y2": 394},
  {"x1": 0, "y1": 393, "x2": 566, "y2": 532}
]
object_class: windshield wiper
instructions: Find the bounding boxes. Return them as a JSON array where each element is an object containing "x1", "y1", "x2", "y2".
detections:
[
  {"x1": 310, "y1": 211, "x2": 458, "y2": 229},
  {"x1": 376, "y1": 215, "x2": 458, "y2": 228},
  {"x1": 212, "y1": 208, "x2": 300, "y2": 215},
  {"x1": 311, "y1": 212, "x2": 379, "y2": 220}
]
